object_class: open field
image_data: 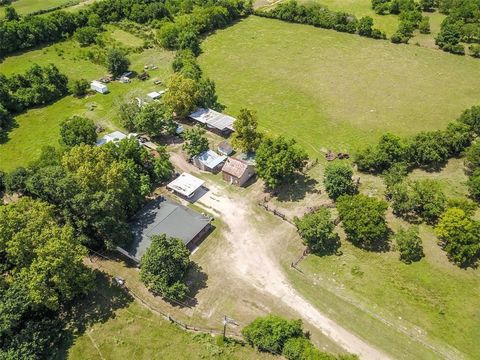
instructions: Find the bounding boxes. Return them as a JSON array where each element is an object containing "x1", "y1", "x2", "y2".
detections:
[
  {"x1": 0, "y1": 0, "x2": 88, "y2": 16},
  {"x1": 199, "y1": 17, "x2": 480, "y2": 156},
  {"x1": 65, "y1": 271, "x2": 276, "y2": 360},
  {"x1": 0, "y1": 36, "x2": 173, "y2": 171}
]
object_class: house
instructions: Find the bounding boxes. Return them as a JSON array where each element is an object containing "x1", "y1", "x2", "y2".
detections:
[
  {"x1": 124, "y1": 197, "x2": 212, "y2": 261},
  {"x1": 217, "y1": 141, "x2": 233, "y2": 156},
  {"x1": 189, "y1": 108, "x2": 235, "y2": 135},
  {"x1": 167, "y1": 172, "x2": 205, "y2": 199},
  {"x1": 91, "y1": 80, "x2": 108, "y2": 94},
  {"x1": 222, "y1": 157, "x2": 255, "y2": 187},
  {"x1": 192, "y1": 150, "x2": 227, "y2": 173},
  {"x1": 96, "y1": 131, "x2": 136, "y2": 146}
]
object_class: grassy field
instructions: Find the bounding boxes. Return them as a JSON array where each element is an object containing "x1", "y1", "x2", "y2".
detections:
[
  {"x1": 65, "y1": 272, "x2": 276, "y2": 360},
  {"x1": 0, "y1": 34, "x2": 173, "y2": 171},
  {"x1": 199, "y1": 16, "x2": 480, "y2": 157},
  {"x1": 0, "y1": 0, "x2": 88, "y2": 16}
]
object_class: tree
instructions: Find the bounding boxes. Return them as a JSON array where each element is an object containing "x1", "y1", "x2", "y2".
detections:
[
  {"x1": 157, "y1": 22, "x2": 180, "y2": 49},
  {"x1": 256, "y1": 136, "x2": 308, "y2": 189},
  {"x1": 407, "y1": 131, "x2": 450, "y2": 169},
  {"x1": 231, "y1": 109, "x2": 263, "y2": 153},
  {"x1": 140, "y1": 234, "x2": 190, "y2": 301},
  {"x1": 172, "y1": 49, "x2": 202, "y2": 80},
  {"x1": 242, "y1": 315, "x2": 303, "y2": 354},
  {"x1": 182, "y1": 126, "x2": 209, "y2": 158},
  {"x1": 435, "y1": 208, "x2": 480, "y2": 267},
  {"x1": 118, "y1": 94, "x2": 141, "y2": 131},
  {"x1": 70, "y1": 79, "x2": 90, "y2": 97},
  {"x1": 382, "y1": 162, "x2": 408, "y2": 197},
  {"x1": 197, "y1": 78, "x2": 223, "y2": 111},
  {"x1": 358, "y1": 16, "x2": 374, "y2": 37},
  {"x1": 105, "y1": 48, "x2": 130, "y2": 77},
  {"x1": 59, "y1": 116, "x2": 97, "y2": 148},
  {"x1": 419, "y1": 16, "x2": 430, "y2": 33},
  {"x1": 153, "y1": 146, "x2": 174, "y2": 182},
  {"x1": 133, "y1": 101, "x2": 176, "y2": 136},
  {"x1": 467, "y1": 169, "x2": 480, "y2": 201},
  {"x1": 163, "y1": 73, "x2": 199, "y2": 118},
  {"x1": 74, "y1": 26, "x2": 98, "y2": 47},
  {"x1": 337, "y1": 194, "x2": 389, "y2": 251},
  {"x1": 0, "y1": 198, "x2": 94, "y2": 310},
  {"x1": 4, "y1": 6, "x2": 19, "y2": 21},
  {"x1": 470, "y1": 44, "x2": 480, "y2": 58},
  {"x1": 394, "y1": 226, "x2": 424, "y2": 263},
  {"x1": 4, "y1": 167, "x2": 29, "y2": 194},
  {"x1": 324, "y1": 161, "x2": 357, "y2": 200},
  {"x1": 420, "y1": 0, "x2": 435, "y2": 11},
  {"x1": 294, "y1": 208, "x2": 340, "y2": 255},
  {"x1": 459, "y1": 105, "x2": 480, "y2": 137},
  {"x1": 177, "y1": 26, "x2": 200, "y2": 55},
  {"x1": 0, "y1": 103, "x2": 11, "y2": 132}
]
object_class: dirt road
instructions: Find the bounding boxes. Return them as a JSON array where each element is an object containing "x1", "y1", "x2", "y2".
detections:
[{"x1": 196, "y1": 186, "x2": 391, "y2": 360}]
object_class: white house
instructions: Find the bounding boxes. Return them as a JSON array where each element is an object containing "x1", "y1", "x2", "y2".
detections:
[
  {"x1": 167, "y1": 173, "x2": 205, "y2": 199},
  {"x1": 91, "y1": 80, "x2": 108, "y2": 94},
  {"x1": 96, "y1": 131, "x2": 137, "y2": 146}
]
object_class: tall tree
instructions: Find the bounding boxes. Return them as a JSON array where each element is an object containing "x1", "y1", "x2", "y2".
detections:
[
  {"x1": 323, "y1": 161, "x2": 357, "y2": 200},
  {"x1": 182, "y1": 126, "x2": 209, "y2": 159},
  {"x1": 105, "y1": 48, "x2": 130, "y2": 77},
  {"x1": 59, "y1": 116, "x2": 97, "y2": 148},
  {"x1": 256, "y1": 136, "x2": 308, "y2": 189},
  {"x1": 294, "y1": 208, "x2": 340, "y2": 255},
  {"x1": 231, "y1": 109, "x2": 263, "y2": 153},
  {"x1": 163, "y1": 73, "x2": 199, "y2": 118},
  {"x1": 140, "y1": 234, "x2": 190, "y2": 301}
]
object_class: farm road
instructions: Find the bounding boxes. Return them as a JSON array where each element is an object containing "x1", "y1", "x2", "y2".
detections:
[{"x1": 195, "y1": 185, "x2": 391, "y2": 360}]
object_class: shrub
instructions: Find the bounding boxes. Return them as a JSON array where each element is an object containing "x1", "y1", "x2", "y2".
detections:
[
  {"x1": 459, "y1": 106, "x2": 480, "y2": 137},
  {"x1": 337, "y1": 194, "x2": 390, "y2": 251},
  {"x1": 394, "y1": 226, "x2": 424, "y2": 263},
  {"x1": 324, "y1": 161, "x2": 357, "y2": 200},
  {"x1": 70, "y1": 79, "x2": 90, "y2": 98},
  {"x1": 467, "y1": 169, "x2": 480, "y2": 201},
  {"x1": 242, "y1": 315, "x2": 303, "y2": 354},
  {"x1": 294, "y1": 208, "x2": 340, "y2": 255},
  {"x1": 419, "y1": 16, "x2": 430, "y2": 34},
  {"x1": 74, "y1": 26, "x2": 98, "y2": 47}
]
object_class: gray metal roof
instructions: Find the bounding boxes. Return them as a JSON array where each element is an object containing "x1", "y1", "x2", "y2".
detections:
[
  {"x1": 126, "y1": 197, "x2": 211, "y2": 260},
  {"x1": 194, "y1": 150, "x2": 227, "y2": 170},
  {"x1": 189, "y1": 108, "x2": 235, "y2": 131}
]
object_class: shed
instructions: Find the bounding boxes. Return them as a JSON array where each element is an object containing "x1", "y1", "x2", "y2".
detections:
[
  {"x1": 147, "y1": 90, "x2": 165, "y2": 100},
  {"x1": 222, "y1": 157, "x2": 255, "y2": 187},
  {"x1": 96, "y1": 131, "x2": 137, "y2": 146},
  {"x1": 125, "y1": 197, "x2": 212, "y2": 260},
  {"x1": 91, "y1": 80, "x2": 108, "y2": 94},
  {"x1": 192, "y1": 150, "x2": 227, "y2": 173},
  {"x1": 217, "y1": 141, "x2": 233, "y2": 156},
  {"x1": 189, "y1": 108, "x2": 235, "y2": 134},
  {"x1": 167, "y1": 172, "x2": 204, "y2": 199}
]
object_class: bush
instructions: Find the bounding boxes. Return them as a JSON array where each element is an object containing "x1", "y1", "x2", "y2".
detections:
[
  {"x1": 470, "y1": 44, "x2": 480, "y2": 58},
  {"x1": 459, "y1": 106, "x2": 480, "y2": 137},
  {"x1": 324, "y1": 161, "x2": 357, "y2": 200},
  {"x1": 74, "y1": 26, "x2": 98, "y2": 46},
  {"x1": 337, "y1": 194, "x2": 390, "y2": 251},
  {"x1": 467, "y1": 169, "x2": 480, "y2": 201},
  {"x1": 242, "y1": 315, "x2": 303, "y2": 354},
  {"x1": 436, "y1": 208, "x2": 480, "y2": 268},
  {"x1": 294, "y1": 208, "x2": 340, "y2": 255},
  {"x1": 140, "y1": 234, "x2": 190, "y2": 301},
  {"x1": 419, "y1": 16, "x2": 430, "y2": 34},
  {"x1": 394, "y1": 226, "x2": 424, "y2": 263}
]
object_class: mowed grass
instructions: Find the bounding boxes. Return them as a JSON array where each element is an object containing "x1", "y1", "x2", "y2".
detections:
[
  {"x1": 0, "y1": 0, "x2": 86, "y2": 16},
  {"x1": 0, "y1": 38, "x2": 174, "y2": 171},
  {"x1": 199, "y1": 16, "x2": 480, "y2": 156}
]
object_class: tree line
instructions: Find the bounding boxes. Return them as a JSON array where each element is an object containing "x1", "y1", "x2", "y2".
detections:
[
  {"x1": 256, "y1": 0, "x2": 387, "y2": 40},
  {"x1": 0, "y1": 64, "x2": 68, "y2": 132}
]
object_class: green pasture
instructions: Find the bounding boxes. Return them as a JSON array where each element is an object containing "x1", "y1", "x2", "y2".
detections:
[
  {"x1": 0, "y1": 34, "x2": 173, "y2": 171},
  {"x1": 0, "y1": 0, "x2": 85, "y2": 16},
  {"x1": 199, "y1": 16, "x2": 480, "y2": 157}
]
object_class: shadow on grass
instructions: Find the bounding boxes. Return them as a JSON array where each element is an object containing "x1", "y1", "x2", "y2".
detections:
[
  {"x1": 0, "y1": 117, "x2": 18, "y2": 145},
  {"x1": 274, "y1": 173, "x2": 319, "y2": 202},
  {"x1": 184, "y1": 262, "x2": 209, "y2": 307},
  {"x1": 55, "y1": 270, "x2": 133, "y2": 359}
]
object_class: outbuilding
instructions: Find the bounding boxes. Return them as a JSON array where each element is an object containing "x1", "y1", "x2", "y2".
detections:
[
  {"x1": 222, "y1": 157, "x2": 255, "y2": 187},
  {"x1": 147, "y1": 90, "x2": 165, "y2": 100},
  {"x1": 189, "y1": 108, "x2": 235, "y2": 135},
  {"x1": 167, "y1": 172, "x2": 205, "y2": 199},
  {"x1": 217, "y1": 141, "x2": 233, "y2": 156},
  {"x1": 91, "y1": 80, "x2": 108, "y2": 94},
  {"x1": 96, "y1": 131, "x2": 137, "y2": 146},
  {"x1": 192, "y1": 150, "x2": 227, "y2": 173},
  {"x1": 124, "y1": 197, "x2": 212, "y2": 261}
]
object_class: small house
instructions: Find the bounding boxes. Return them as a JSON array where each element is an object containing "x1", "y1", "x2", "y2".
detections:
[
  {"x1": 192, "y1": 150, "x2": 227, "y2": 173},
  {"x1": 222, "y1": 157, "x2": 255, "y2": 187},
  {"x1": 167, "y1": 172, "x2": 205, "y2": 199},
  {"x1": 91, "y1": 80, "x2": 108, "y2": 94},
  {"x1": 189, "y1": 108, "x2": 235, "y2": 135},
  {"x1": 217, "y1": 141, "x2": 233, "y2": 156}
]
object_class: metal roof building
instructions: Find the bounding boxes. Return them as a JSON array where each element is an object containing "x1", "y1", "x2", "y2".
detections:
[
  {"x1": 167, "y1": 172, "x2": 205, "y2": 198},
  {"x1": 193, "y1": 150, "x2": 227, "y2": 173},
  {"x1": 189, "y1": 108, "x2": 235, "y2": 133},
  {"x1": 126, "y1": 197, "x2": 212, "y2": 261}
]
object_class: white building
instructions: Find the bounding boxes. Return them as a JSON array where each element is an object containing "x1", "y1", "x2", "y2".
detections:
[
  {"x1": 167, "y1": 173, "x2": 205, "y2": 199},
  {"x1": 96, "y1": 131, "x2": 137, "y2": 146},
  {"x1": 91, "y1": 80, "x2": 108, "y2": 94}
]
